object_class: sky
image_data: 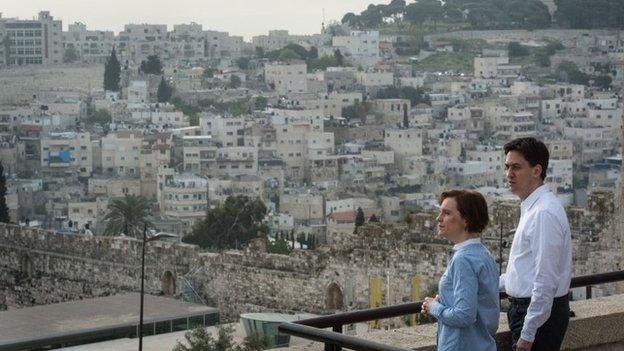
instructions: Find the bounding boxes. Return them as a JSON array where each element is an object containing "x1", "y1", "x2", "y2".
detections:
[{"x1": 0, "y1": 0, "x2": 382, "y2": 40}]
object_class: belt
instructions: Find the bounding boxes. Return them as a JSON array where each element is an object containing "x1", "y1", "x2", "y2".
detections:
[{"x1": 508, "y1": 294, "x2": 569, "y2": 306}]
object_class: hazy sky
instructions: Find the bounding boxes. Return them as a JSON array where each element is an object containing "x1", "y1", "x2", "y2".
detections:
[{"x1": 1, "y1": 0, "x2": 382, "y2": 40}]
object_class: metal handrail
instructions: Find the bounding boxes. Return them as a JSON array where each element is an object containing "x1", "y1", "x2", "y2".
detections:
[
  {"x1": 279, "y1": 323, "x2": 410, "y2": 351},
  {"x1": 278, "y1": 270, "x2": 624, "y2": 351}
]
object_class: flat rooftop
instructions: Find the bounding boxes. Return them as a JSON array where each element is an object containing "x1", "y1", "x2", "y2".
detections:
[{"x1": 0, "y1": 293, "x2": 218, "y2": 350}]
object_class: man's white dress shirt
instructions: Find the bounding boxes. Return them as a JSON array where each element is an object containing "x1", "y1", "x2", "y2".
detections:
[{"x1": 500, "y1": 184, "x2": 572, "y2": 342}]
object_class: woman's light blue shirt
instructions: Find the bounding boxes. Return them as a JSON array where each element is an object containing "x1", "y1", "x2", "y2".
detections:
[{"x1": 429, "y1": 240, "x2": 500, "y2": 351}]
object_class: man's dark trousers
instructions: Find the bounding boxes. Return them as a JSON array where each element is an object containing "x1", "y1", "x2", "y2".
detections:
[{"x1": 507, "y1": 295, "x2": 570, "y2": 351}]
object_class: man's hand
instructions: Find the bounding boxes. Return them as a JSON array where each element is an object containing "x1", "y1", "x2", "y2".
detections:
[{"x1": 516, "y1": 338, "x2": 533, "y2": 351}]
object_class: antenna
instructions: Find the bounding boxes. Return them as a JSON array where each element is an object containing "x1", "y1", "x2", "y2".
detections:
[{"x1": 322, "y1": 8, "x2": 326, "y2": 32}]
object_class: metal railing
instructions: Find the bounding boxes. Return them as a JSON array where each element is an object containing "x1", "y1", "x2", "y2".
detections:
[{"x1": 278, "y1": 270, "x2": 624, "y2": 351}]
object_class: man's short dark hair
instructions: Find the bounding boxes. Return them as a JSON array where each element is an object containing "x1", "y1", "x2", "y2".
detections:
[
  {"x1": 439, "y1": 189, "x2": 489, "y2": 234},
  {"x1": 504, "y1": 137, "x2": 549, "y2": 181}
]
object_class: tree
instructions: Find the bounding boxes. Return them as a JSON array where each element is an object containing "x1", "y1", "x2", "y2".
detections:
[
  {"x1": 103, "y1": 195, "x2": 152, "y2": 237},
  {"x1": 342, "y1": 101, "x2": 371, "y2": 121},
  {"x1": 140, "y1": 54, "x2": 163, "y2": 75},
  {"x1": 333, "y1": 49, "x2": 344, "y2": 66},
  {"x1": 157, "y1": 77, "x2": 173, "y2": 103},
  {"x1": 277, "y1": 48, "x2": 301, "y2": 61},
  {"x1": 236, "y1": 57, "x2": 251, "y2": 70},
  {"x1": 403, "y1": 104, "x2": 409, "y2": 128},
  {"x1": 0, "y1": 162, "x2": 10, "y2": 223},
  {"x1": 172, "y1": 325, "x2": 268, "y2": 351},
  {"x1": 63, "y1": 45, "x2": 79, "y2": 63},
  {"x1": 229, "y1": 75, "x2": 242, "y2": 89},
  {"x1": 203, "y1": 67, "x2": 216, "y2": 78},
  {"x1": 184, "y1": 195, "x2": 269, "y2": 250},
  {"x1": 90, "y1": 108, "x2": 112, "y2": 125},
  {"x1": 267, "y1": 235, "x2": 292, "y2": 255},
  {"x1": 103, "y1": 48, "x2": 121, "y2": 92},
  {"x1": 354, "y1": 207, "x2": 365, "y2": 233},
  {"x1": 507, "y1": 42, "x2": 530, "y2": 57},
  {"x1": 254, "y1": 96, "x2": 268, "y2": 110},
  {"x1": 592, "y1": 75, "x2": 612, "y2": 89},
  {"x1": 556, "y1": 61, "x2": 589, "y2": 85}
]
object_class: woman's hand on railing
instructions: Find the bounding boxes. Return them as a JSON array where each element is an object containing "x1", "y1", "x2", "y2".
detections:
[{"x1": 421, "y1": 295, "x2": 439, "y2": 315}]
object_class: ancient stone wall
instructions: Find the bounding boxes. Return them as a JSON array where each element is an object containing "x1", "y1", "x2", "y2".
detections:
[
  {"x1": 191, "y1": 224, "x2": 451, "y2": 321},
  {"x1": 0, "y1": 223, "x2": 195, "y2": 309}
]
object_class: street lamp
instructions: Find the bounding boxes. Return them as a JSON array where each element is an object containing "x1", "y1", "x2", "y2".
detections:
[{"x1": 139, "y1": 225, "x2": 178, "y2": 351}]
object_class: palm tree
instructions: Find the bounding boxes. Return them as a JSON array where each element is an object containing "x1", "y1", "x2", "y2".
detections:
[{"x1": 103, "y1": 195, "x2": 152, "y2": 237}]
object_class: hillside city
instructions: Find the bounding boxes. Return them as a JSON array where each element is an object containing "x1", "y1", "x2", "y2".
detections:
[{"x1": 0, "y1": 0, "x2": 623, "y2": 349}]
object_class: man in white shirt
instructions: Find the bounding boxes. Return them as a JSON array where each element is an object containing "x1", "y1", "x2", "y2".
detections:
[{"x1": 501, "y1": 137, "x2": 572, "y2": 351}]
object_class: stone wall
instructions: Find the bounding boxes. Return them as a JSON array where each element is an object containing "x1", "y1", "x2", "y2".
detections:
[
  {"x1": 0, "y1": 223, "x2": 196, "y2": 309},
  {"x1": 192, "y1": 223, "x2": 451, "y2": 321}
]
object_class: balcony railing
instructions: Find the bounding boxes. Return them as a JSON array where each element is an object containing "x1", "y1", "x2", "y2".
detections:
[{"x1": 278, "y1": 270, "x2": 624, "y2": 351}]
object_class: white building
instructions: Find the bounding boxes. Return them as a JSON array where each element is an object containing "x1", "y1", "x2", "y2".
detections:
[
  {"x1": 332, "y1": 31, "x2": 380, "y2": 67},
  {"x1": 264, "y1": 62, "x2": 308, "y2": 95},
  {"x1": 160, "y1": 173, "x2": 209, "y2": 227},
  {"x1": 1, "y1": 11, "x2": 63, "y2": 65},
  {"x1": 63, "y1": 22, "x2": 115, "y2": 63}
]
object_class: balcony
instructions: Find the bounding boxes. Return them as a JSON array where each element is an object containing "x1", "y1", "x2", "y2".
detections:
[{"x1": 279, "y1": 270, "x2": 624, "y2": 351}]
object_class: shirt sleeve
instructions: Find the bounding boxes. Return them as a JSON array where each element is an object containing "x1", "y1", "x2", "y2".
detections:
[
  {"x1": 429, "y1": 255, "x2": 479, "y2": 328},
  {"x1": 521, "y1": 211, "x2": 565, "y2": 342}
]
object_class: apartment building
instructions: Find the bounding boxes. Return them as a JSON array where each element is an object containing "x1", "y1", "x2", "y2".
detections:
[
  {"x1": 100, "y1": 131, "x2": 143, "y2": 177},
  {"x1": 40, "y1": 132, "x2": 92, "y2": 178},
  {"x1": 63, "y1": 22, "x2": 115, "y2": 63},
  {"x1": 332, "y1": 31, "x2": 380, "y2": 67},
  {"x1": 275, "y1": 122, "x2": 312, "y2": 180},
  {"x1": 1, "y1": 11, "x2": 63, "y2": 65},
  {"x1": 546, "y1": 159, "x2": 574, "y2": 192},
  {"x1": 88, "y1": 178, "x2": 141, "y2": 197},
  {"x1": 495, "y1": 112, "x2": 536, "y2": 141},
  {"x1": 200, "y1": 115, "x2": 250, "y2": 147},
  {"x1": 355, "y1": 71, "x2": 393, "y2": 88},
  {"x1": 216, "y1": 146, "x2": 258, "y2": 177},
  {"x1": 466, "y1": 146, "x2": 504, "y2": 173},
  {"x1": 169, "y1": 23, "x2": 205, "y2": 63},
  {"x1": 204, "y1": 30, "x2": 242, "y2": 59},
  {"x1": 160, "y1": 173, "x2": 209, "y2": 226},
  {"x1": 182, "y1": 135, "x2": 217, "y2": 175},
  {"x1": 384, "y1": 128, "x2": 423, "y2": 163},
  {"x1": 68, "y1": 197, "x2": 108, "y2": 233},
  {"x1": 281, "y1": 192, "x2": 324, "y2": 225},
  {"x1": 564, "y1": 123, "x2": 615, "y2": 165},
  {"x1": 0, "y1": 134, "x2": 25, "y2": 176},
  {"x1": 252, "y1": 30, "x2": 291, "y2": 51},
  {"x1": 118, "y1": 24, "x2": 167, "y2": 63},
  {"x1": 264, "y1": 62, "x2": 308, "y2": 95}
]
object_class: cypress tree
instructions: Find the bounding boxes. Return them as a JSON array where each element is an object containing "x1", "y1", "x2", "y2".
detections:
[
  {"x1": 104, "y1": 48, "x2": 121, "y2": 92},
  {"x1": 354, "y1": 207, "x2": 365, "y2": 232},
  {"x1": 403, "y1": 103, "x2": 409, "y2": 128},
  {"x1": 157, "y1": 77, "x2": 173, "y2": 103},
  {"x1": 0, "y1": 162, "x2": 10, "y2": 223}
]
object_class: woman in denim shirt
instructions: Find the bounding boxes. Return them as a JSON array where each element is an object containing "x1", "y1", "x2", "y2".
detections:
[{"x1": 421, "y1": 190, "x2": 500, "y2": 351}]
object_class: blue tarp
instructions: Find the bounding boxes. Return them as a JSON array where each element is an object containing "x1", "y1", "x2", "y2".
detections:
[{"x1": 58, "y1": 151, "x2": 71, "y2": 162}]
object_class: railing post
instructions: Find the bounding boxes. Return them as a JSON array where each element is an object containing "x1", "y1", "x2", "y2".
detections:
[{"x1": 324, "y1": 325, "x2": 343, "y2": 351}]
